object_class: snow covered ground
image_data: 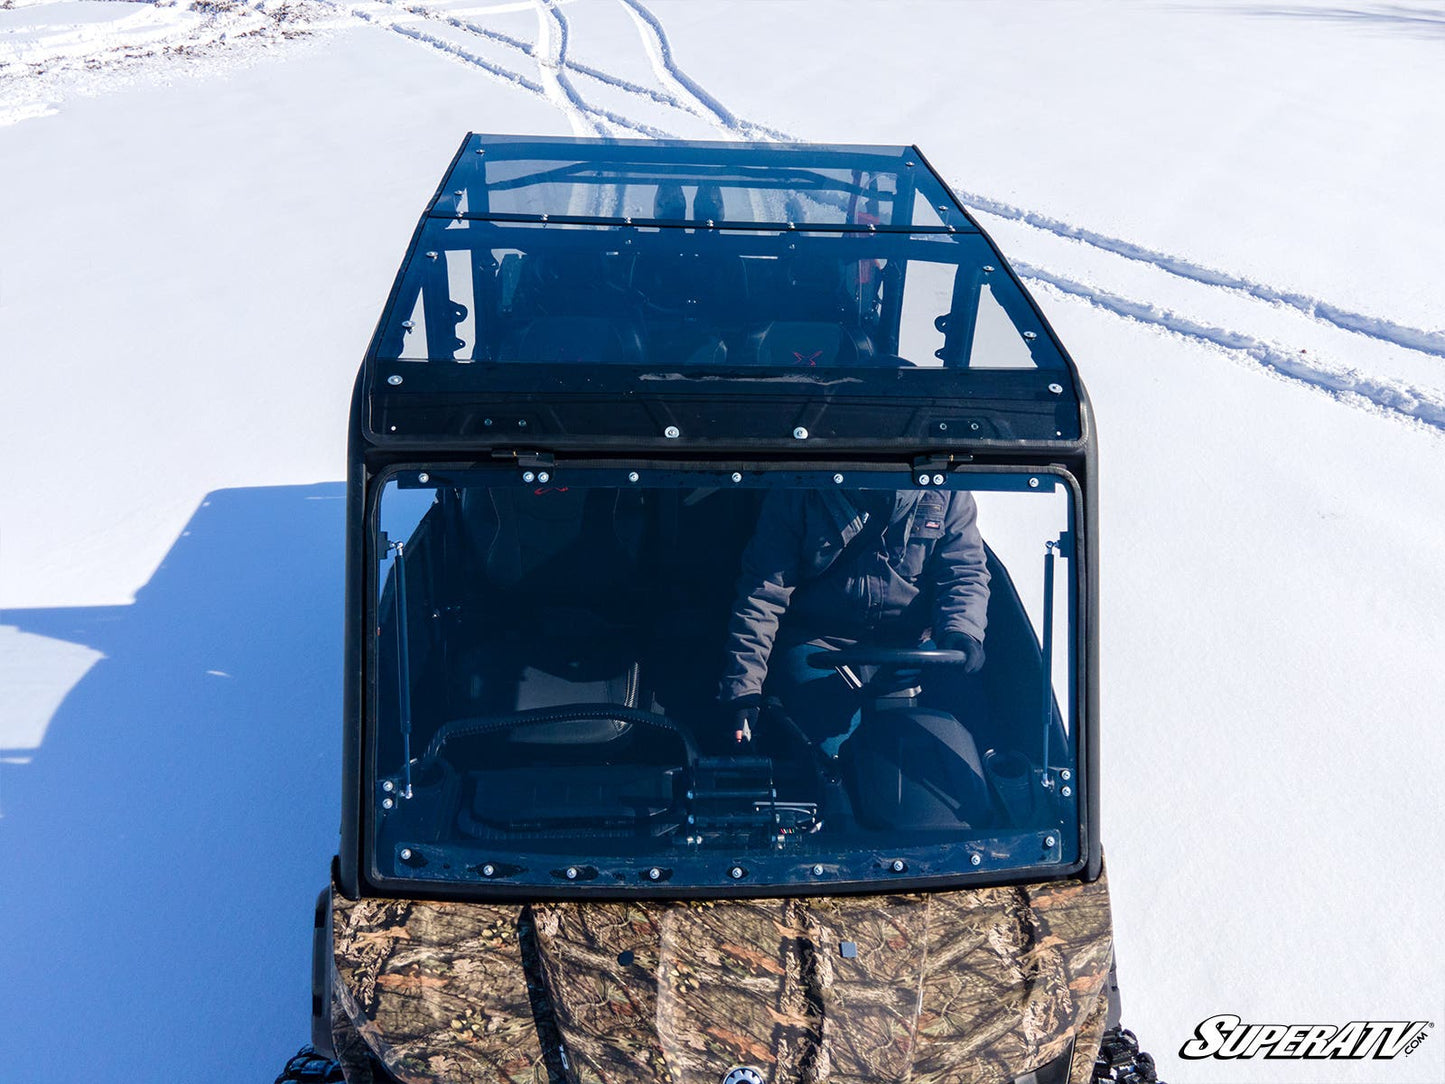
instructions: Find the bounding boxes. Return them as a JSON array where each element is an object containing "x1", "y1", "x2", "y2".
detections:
[{"x1": 2, "y1": 1, "x2": 1442, "y2": 1081}]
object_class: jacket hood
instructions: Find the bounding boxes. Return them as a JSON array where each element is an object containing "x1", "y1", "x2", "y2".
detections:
[{"x1": 333, "y1": 875, "x2": 1112, "y2": 1084}]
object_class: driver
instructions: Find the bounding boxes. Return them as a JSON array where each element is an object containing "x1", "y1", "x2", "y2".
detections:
[{"x1": 720, "y1": 487, "x2": 990, "y2": 746}]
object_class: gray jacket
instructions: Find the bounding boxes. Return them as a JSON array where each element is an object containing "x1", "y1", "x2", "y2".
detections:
[{"x1": 720, "y1": 488, "x2": 990, "y2": 702}]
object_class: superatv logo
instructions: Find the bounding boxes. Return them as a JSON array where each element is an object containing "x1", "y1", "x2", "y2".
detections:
[{"x1": 1181, "y1": 1015, "x2": 1434, "y2": 1060}]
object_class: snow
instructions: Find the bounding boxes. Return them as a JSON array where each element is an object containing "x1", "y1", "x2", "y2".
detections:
[{"x1": 2, "y1": 2, "x2": 1442, "y2": 1081}]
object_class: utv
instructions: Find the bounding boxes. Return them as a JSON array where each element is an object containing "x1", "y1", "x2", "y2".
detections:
[{"x1": 289, "y1": 135, "x2": 1159, "y2": 1084}]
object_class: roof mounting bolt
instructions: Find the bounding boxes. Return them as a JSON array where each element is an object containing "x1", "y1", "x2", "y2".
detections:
[
  {"x1": 1060, "y1": 769, "x2": 1072, "y2": 781},
  {"x1": 937, "y1": 422, "x2": 948, "y2": 431},
  {"x1": 382, "y1": 780, "x2": 395, "y2": 793},
  {"x1": 517, "y1": 419, "x2": 527, "y2": 428},
  {"x1": 938, "y1": 204, "x2": 948, "y2": 212},
  {"x1": 483, "y1": 418, "x2": 494, "y2": 427},
  {"x1": 475, "y1": 148, "x2": 485, "y2": 155},
  {"x1": 1048, "y1": 383, "x2": 1064, "y2": 395},
  {"x1": 731, "y1": 472, "x2": 743, "y2": 483},
  {"x1": 1061, "y1": 785, "x2": 1073, "y2": 798},
  {"x1": 452, "y1": 190, "x2": 462, "y2": 197},
  {"x1": 1028, "y1": 477, "x2": 1040, "y2": 488},
  {"x1": 418, "y1": 472, "x2": 430, "y2": 484},
  {"x1": 481, "y1": 863, "x2": 495, "y2": 877},
  {"x1": 729, "y1": 866, "x2": 746, "y2": 880},
  {"x1": 905, "y1": 160, "x2": 915, "y2": 167},
  {"x1": 787, "y1": 222, "x2": 796, "y2": 230},
  {"x1": 647, "y1": 867, "x2": 662, "y2": 881},
  {"x1": 890, "y1": 859, "x2": 907, "y2": 873},
  {"x1": 537, "y1": 471, "x2": 551, "y2": 484},
  {"x1": 565, "y1": 866, "x2": 579, "y2": 880},
  {"x1": 541, "y1": 213, "x2": 549, "y2": 222},
  {"x1": 401, "y1": 320, "x2": 414, "y2": 330},
  {"x1": 381, "y1": 797, "x2": 395, "y2": 810},
  {"x1": 628, "y1": 471, "x2": 640, "y2": 483},
  {"x1": 970, "y1": 422, "x2": 981, "y2": 431},
  {"x1": 706, "y1": 219, "x2": 715, "y2": 228},
  {"x1": 932, "y1": 473, "x2": 944, "y2": 485},
  {"x1": 425, "y1": 251, "x2": 437, "y2": 260},
  {"x1": 833, "y1": 473, "x2": 845, "y2": 484},
  {"x1": 983, "y1": 265, "x2": 995, "y2": 273},
  {"x1": 970, "y1": 853, "x2": 982, "y2": 867},
  {"x1": 400, "y1": 848, "x2": 413, "y2": 861},
  {"x1": 664, "y1": 425, "x2": 681, "y2": 439},
  {"x1": 389, "y1": 425, "x2": 397, "y2": 432},
  {"x1": 1045, "y1": 835, "x2": 1058, "y2": 849},
  {"x1": 522, "y1": 471, "x2": 535, "y2": 483},
  {"x1": 792, "y1": 427, "x2": 809, "y2": 440},
  {"x1": 867, "y1": 223, "x2": 876, "y2": 232},
  {"x1": 917, "y1": 473, "x2": 931, "y2": 485},
  {"x1": 1023, "y1": 331, "x2": 1038, "y2": 340},
  {"x1": 387, "y1": 374, "x2": 403, "y2": 386},
  {"x1": 812, "y1": 864, "x2": 825, "y2": 877}
]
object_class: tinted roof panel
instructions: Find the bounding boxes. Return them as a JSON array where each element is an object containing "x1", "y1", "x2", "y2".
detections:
[{"x1": 438, "y1": 134, "x2": 968, "y2": 231}]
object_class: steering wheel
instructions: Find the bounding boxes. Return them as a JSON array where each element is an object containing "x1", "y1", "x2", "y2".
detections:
[{"x1": 804, "y1": 646, "x2": 973, "y2": 670}]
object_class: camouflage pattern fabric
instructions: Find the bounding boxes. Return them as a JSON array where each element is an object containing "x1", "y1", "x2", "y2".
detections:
[{"x1": 332, "y1": 872, "x2": 1112, "y2": 1084}]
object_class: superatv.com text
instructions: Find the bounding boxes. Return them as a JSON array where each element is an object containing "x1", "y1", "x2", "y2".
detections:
[{"x1": 1180, "y1": 1016, "x2": 1433, "y2": 1060}]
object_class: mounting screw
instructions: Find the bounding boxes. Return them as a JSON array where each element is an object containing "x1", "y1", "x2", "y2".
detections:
[
  {"x1": 983, "y1": 265, "x2": 995, "y2": 273},
  {"x1": 1028, "y1": 477, "x2": 1040, "y2": 488},
  {"x1": 938, "y1": 422, "x2": 948, "y2": 431},
  {"x1": 537, "y1": 471, "x2": 550, "y2": 483},
  {"x1": 381, "y1": 797, "x2": 395, "y2": 810},
  {"x1": 1061, "y1": 785, "x2": 1073, "y2": 798},
  {"x1": 382, "y1": 780, "x2": 395, "y2": 793},
  {"x1": 812, "y1": 864, "x2": 825, "y2": 877},
  {"x1": 647, "y1": 867, "x2": 662, "y2": 881},
  {"x1": 729, "y1": 866, "x2": 745, "y2": 880},
  {"x1": 522, "y1": 471, "x2": 535, "y2": 483},
  {"x1": 565, "y1": 866, "x2": 579, "y2": 880},
  {"x1": 417, "y1": 472, "x2": 430, "y2": 484},
  {"x1": 481, "y1": 863, "x2": 495, "y2": 877},
  {"x1": 401, "y1": 320, "x2": 414, "y2": 330},
  {"x1": 731, "y1": 472, "x2": 743, "y2": 483},
  {"x1": 1023, "y1": 330, "x2": 1038, "y2": 340},
  {"x1": 483, "y1": 418, "x2": 493, "y2": 427},
  {"x1": 1048, "y1": 383, "x2": 1064, "y2": 395},
  {"x1": 890, "y1": 859, "x2": 906, "y2": 873},
  {"x1": 793, "y1": 427, "x2": 809, "y2": 440},
  {"x1": 628, "y1": 471, "x2": 640, "y2": 483},
  {"x1": 1060, "y1": 769, "x2": 1072, "y2": 781},
  {"x1": 425, "y1": 251, "x2": 437, "y2": 260},
  {"x1": 387, "y1": 374, "x2": 403, "y2": 386},
  {"x1": 833, "y1": 473, "x2": 844, "y2": 484},
  {"x1": 970, "y1": 853, "x2": 982, "y2": 866},
  {"x1": 932, "y1": 473, "x2": 944, "y2": 485},
  {"x1": 918, "y1": 473, "x2": 931, "y2": 485},
  {"x1": 1045, "y1": 835, "x2": 1058, "y2": 849},
  {"x1": 664, "y1": 425, "x2": 681, "y2": 439},
  {"x1": 400, "y1": 848, "x2": 413, "y2": 861},
  {"x1": 517, "y1": 419, "x2": 527, "y2": 428}
]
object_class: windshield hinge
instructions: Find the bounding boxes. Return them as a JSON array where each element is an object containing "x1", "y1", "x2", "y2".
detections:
[
  {"x1": 911, "y1": 453, "x2": 972, "y2": 470},
  {"x1": 491, "y1": 449, "x2": 556, "y2": 469}
]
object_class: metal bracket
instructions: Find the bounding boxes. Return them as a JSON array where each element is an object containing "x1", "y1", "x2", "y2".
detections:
[{"x1": 491, "y1": 449, "x2": 556, "y2": 469}]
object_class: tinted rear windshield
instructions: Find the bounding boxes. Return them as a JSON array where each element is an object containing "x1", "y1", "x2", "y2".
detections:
[
  {"x1": 376, "y1": 223, "x2": 1063, "y2": 371},
  {"x1": 370, "y1": 468, "x2": 1081, "y2": 894}
]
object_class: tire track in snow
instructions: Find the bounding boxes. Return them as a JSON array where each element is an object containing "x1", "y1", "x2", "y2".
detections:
[
  {"x1": 1017, "y1": 259, "x2": 1445, "y2": 432},
  {"x1": 615, "y1": 0, "x2": 788, "y2": 141},
  {"x1": 538, "y1": 0, "x2": 670, "y2": 138},
  {"x1": 958, "y1": 189, "x2": 1445, "y2": 362}
]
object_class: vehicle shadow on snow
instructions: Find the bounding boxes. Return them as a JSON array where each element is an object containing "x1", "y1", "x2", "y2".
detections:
[{"x1": 0, "y1": 483, "x2": 344, "y2": 1082}]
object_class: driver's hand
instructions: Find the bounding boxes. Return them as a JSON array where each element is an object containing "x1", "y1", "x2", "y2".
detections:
[
  {"x1": 942, "y1": 632, "x2": 986, "y2": 674},
  {"x1": 732, "y1": 705, "x2": 760, "y2": 746}
]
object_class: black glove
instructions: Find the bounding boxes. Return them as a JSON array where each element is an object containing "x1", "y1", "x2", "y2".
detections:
[
  {"x1": 726, "y1": 696, "x2": 761, "y2": 745},
  {"x1": 941, "y1": 632, "x2": 986, "y2": 674}
]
